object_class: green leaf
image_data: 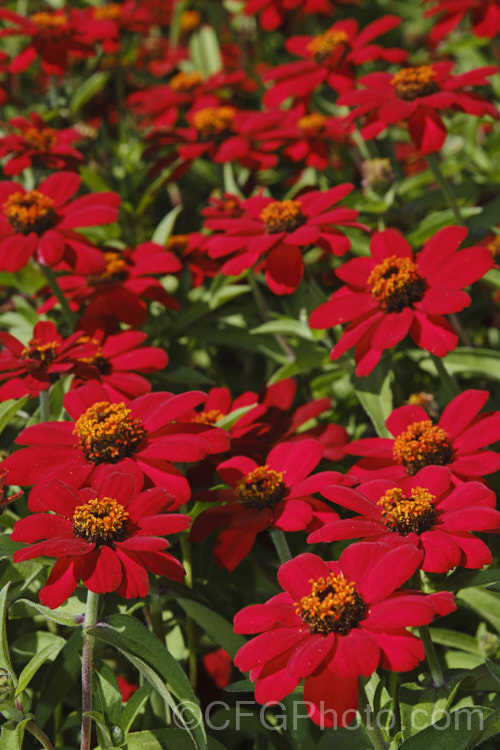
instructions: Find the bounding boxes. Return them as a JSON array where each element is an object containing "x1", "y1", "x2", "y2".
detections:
[
  {"x1": 0, "y1": 584, "x2": 15, "y2": 686},
  {"x1": 119, "y1": 682, "x2": 152, "y2": 735},
  {"x1": 398, "y1": 706, "x2": 492, "y2": 750},
  {"x1": 126, "y1": 729, "x2": 229, "y2": 750},
  {"x1": 10, "y1": 597, "x2": 85, "y2": 628},
  {"x1": 251, "y1": 319, "x2": 314, "y2": 341},
  {"x1": 398, "y1": 678, "x2": 463, "y2": 740},
  {"x1": 352, "y1": 365, "x2": 393, "y2": 438},
  {"x1": 458, "y1": 589, "x2": 500, "y2": 633},
  {"x1": 415, "y1": 348, "x2": 500, "y2": 382},
  {"x1": 429, "y1": 628, "x2": 480, "y2": 656},
  {"x1": 151, "y1": 205, "x2": 183, "y2": 245},
  {"x1": 189, "y1": 26, "x2": 223, "y2": 77},
  {"x1": 88, "y1": 615, "x2": 206, "y2": 750},
  {"x1": 215, "y1": 404, "x2": 257, "y2": 431},
  {"x1": 93, "y1": 661, "x2": 123, "y2": 727},
  {"x1": 0, "y1": 721, "x2": 23, "y2": 750},
  {"x1": 70, "y1": 72, "x2": 110, "y2": 114},
  {"x1": 0, "y1": 397, "x2": 28, "y2": 438},
  {"x1": 15, "y1": 636, "x2": 65, "y2": 696},
  {"x1": 224, "y1": 678, "x2": 255, "y2": 693},
  {"x1": 176, "y1": 598, "x2": 246, "y2": 660}
]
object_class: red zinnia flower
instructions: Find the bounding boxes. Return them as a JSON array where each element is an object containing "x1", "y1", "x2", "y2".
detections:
[
  {"x1": 0, "y1": 320, "x2": 95, "y2": 400},
  {"x1": 243, "y1": 0, "x2": 337, "y2": 32},
  {"x1": 11, "y1": 472, "x2": 190, "y2": 608},
  {"x1": 309, "y1": 466, "x2": 500, "y2": 572},
  {"x1": 346, "y1": 389, "x2": 500, "y2": 483},
  {"x1": 274, "y1": 108, "x2": 353, "y2": 171},
  {"x1": 205, "y1": 185, "x2": 362, "y2": 295},
  {"x1": 38, "y1": 241, "x2": 181, "y2": 331},
  {"x1": 309, "y1": 226, "x2": 493, "y2": 376},
  {"x1": 262, "y1": 17, "x2": 407, "y2": 107},
  {"x1": 190, "y1": 439, "x2": 349, "y2": 571},
  {"x1": 2, "y1": 383, "x2": 230, "y2": 506},
  {"x1": 339, "y1": 61, "x2": 499, "y2": 154},
  {"x1": 165, "y1": 233, "x2": 220, "y2": 288},
  {"x1": 0, "y1": 172, "x2": 120, "y2": 274},
  {"x1": 0, "y1": 113, "x2": 83, "y2": 176},
  {"x1": 76, "y1": 1, "x2": 153, "y2": 54},
  {"x1": 0, "y1": 7, "x2": 95, "y2": 75},
  {"x1": 424, "y1": 0, "x2": 500, "y2": 44},
  {"x1": 233, "y1": 546, "x2": 455, "y2": 727},
  {"x1": 71, "y1": 330, "x2": 168, "y2": 400}
]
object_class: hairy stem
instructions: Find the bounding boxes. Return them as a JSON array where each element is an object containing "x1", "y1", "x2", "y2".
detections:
[
  {"x1": 81, "y1": 590, "x2": 99, "y2": 750},
  {"x1": 180, "y1": 534, "x2": 197, "y2": 689}
]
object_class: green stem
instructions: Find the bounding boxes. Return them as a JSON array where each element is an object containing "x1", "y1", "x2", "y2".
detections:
[
  {"x1": 269, "y1": 529, "x2": 292, "y2": 564},
  {"x1": 148, "y1": 576, "x2": 166, "y2": 644},
  {"x1": 358, "y1": 680, "x2": 389, "y2": 750},
  {"x1": 25, "y1": 720, "x2": 56, "y2": 750},
  {"x1": 248, "y1": 274, "x2": 295, "y2": 361},
  {"x1": 419, "y1": 624, "x2": 444, "y2": 689},
  {"x1": 81, "y1": 590, "x2": 99, "y2": 750},
  {"x1": 431, "y1": 353, "x2": 460, "y2": 397},
  {"x1": 39, "y1": 264, "x2": 76, "y2": 333},
  {"x1": 180, "y1": 534, "x2": 197, "y2": 689},
  {"x1": 39, "y1": 389, "x2": 50, "y2": 423},
  {"x1": 425, "y1": 154, "x2": 464, "y2": 226}
]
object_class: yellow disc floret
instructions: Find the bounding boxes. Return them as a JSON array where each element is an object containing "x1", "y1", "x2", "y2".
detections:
[
  {"x1": 295, "y1": 572, "x2": 367, "y2": 635},
  {"x1": 73, "y1": 496, "x2": 129, "y2": 545},
  {"x1": 235, "y1": 465, "x2": 287, "y2": 510},
  {"x1": 193, "y1": 106, "x2": 235, "y2": 141},
  {"x1": 3, "y1": 191, "x2": 56, "y2": 236},
  {"x1": 307, "y1": 29, "x2": 349, "y2": 63},
  {"x1": 391, "y1": 66, "x2": 439, "y2": 100},
  {"x1": 74, "y1": 401, "x2": 146, "y2": 464},
  {"x1": 393, "y1": 419, "x2": 452, "y2": 475},
  {"x1": 378, "y1": 486, "x2": 437, "y2": 535},
  {"x1": 261, "y1": 199, "x2": 306, "y2": 234},
  {"x1": 368, "y1": 255, "x2": 426, "y2": 312}
]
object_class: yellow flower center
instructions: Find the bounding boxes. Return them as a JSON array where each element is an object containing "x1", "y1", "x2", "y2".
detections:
[
  {"x1": 261, "y1": 199, "x2": 306, "y2": 234},
  {"x1": 179, "y1": 10, "x2": 201, "y2": 34},
  {"x1": 391, "y1": 66, "x2": 439, "y2": 100},
  {"x1": 87, "y1": 251, "x2": 129, "y2": 285},
  {"x1": 170, "y1": 71, "x2": 203, "y2": 92},
  {"x1": 307, "y1": 29, "x2": 349, "y2": 64},
  {"x1": 165, "y1": 234, "x2": 189, "y2": 253},
  {"x1": 295, "y1": 572, "x2": 367, "y2": 635},
  {"x1": 393, "y1": 420, "x2": 452, "y2": 475},
  {"x1": 23, "y1": 126, "x2": 57, "y2": 151},
  {"x1": 73, "y1": 401, "x2": 147, "y2": 464},
  {"x1": 378, "y1": 486, "x2": 437, "y2": 535},
  {"x1": 21, "y1": 338, "x2": 60, "y2": 365},
  {"x1": 191, "y1": 409, "x2": 225, "y2": 426},
  {"x1": 78, "y1": 347, "x2": 112, "y2": 375},
  {"x1": 93, "y1": 3, "x2": 122, "y2": 21},
  {"x1": 368, "y1": 255, "x2": 426, "y2": 312},
  {"x1": 193, "y1": 106, "x2": 235, "y2": 141},
  {"x1": 298, "y1": 113, "x2": 326, "y2": 135},
  {"x1": 3, "y1": 190, "x2": 56, "y2": 236},
  {"x1": 487, "y1": 236, "x2": 500, "y2": 260},
  {"x1": 31, "y1": 12, "x2": 68, "y2": 30},
  {"x1": 73, "y1": 496, "x2": 129, "y2": 545},
  {"x1": 235, "y1": 465, "x2": 287, "y2": 510}
]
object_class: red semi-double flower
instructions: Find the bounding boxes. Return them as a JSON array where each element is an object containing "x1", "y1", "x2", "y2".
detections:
[
  {"x1": 2, "y1": 383, "x2": 230, "y2": 507},
  {"x1": 11, "y1": 472, "x2": 190, "y2": 608},
  {"x1": 347, "y1": 389, "x2": 500, "y2": 483},
  {"x1": 309, "y1": 226, "x2": 493, "y2": 376},
  {"x1": 424, "y1": 0, "x2": 500, "y2": 44},
  {"x1": 262, "y1": 17, "x2": 407, "y2": 107},
  {"x1": 190, "y1": 439, "x2": 348, "y2": 571},
  {"x1": 205, "y1": 185, "x2": 362, "y2": 295},
  {"x1": 339, "y1": 61, "x2": 499, "y2": 154},
  {"x1": 0, "y1": 113, "x2": 83, "y2": 176},
  {"x1": 233, "y1": 547, "x2": 455, "y2": 727},
  {"x1": 0, "y1": 173, "x2": 120, "y2": 274},
  {"x1": 309, "y1": 466, "x2": 500, "y2": 572}
]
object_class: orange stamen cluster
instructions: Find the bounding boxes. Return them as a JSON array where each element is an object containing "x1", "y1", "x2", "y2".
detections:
[
  {"x1": 23, "y1": 126, "x2": 57, "y2": 151},
  {"x1": 179, "y1": 10, "x2": 201, "y2": 34},
  {"x1": 193, "y1": 106, "x2": 235, "y2": 141},
  {"x1": 78, "y1": 348, "x2": 112, "y2": 375},
  {"x1": 165, "y1": 234, "x2": 189, "y2": 253},
  {"x1": 3, "y1": 190, "x2": 56, "y2": 236},
  {"x1": 307, "y1": 29, "x2": 349, "y2": 63},
  {"x1": 170, "y1": 71, "x2": 203, "y2": 92},
  {"x1": 235, "y1": 465, "x2": 287, "y2": 510},
  {"x1": 261, "y1": 199, "x2": 306, "y2": 234},
  {"x1": 392, "y1": 66, "x2": 439, "y2": 100},
  {"x1": 31, "y1": 12, "x2": 68, "y2": 30},
  {"x1": 74, "y1": 401, "x2": 146, "y2": 464},
  {"x1": 487, "y1": 236, "x2": 500, "y2": 260},
  {"x1": 378, "y1": 486, "x2": 437, "y2": 535},
  {"x1": 93, "y1": 3, "x2": 122, "y2": 21},
  {"x1": 87, "y1": 251, "x2": 129, "y2": 285},
  {"x1": 21, "y1": 338, "x2": 60, "y2": 365},
  {"x1": 393, "y1": 419, "x2": 452, "y2": 475},
  {"x1": 368, "y1": 255, "x2": 426, "y2": 312},
  {"x1": 295, "y1": 572, "x2": 367, "y2": 635},
  {"x1": 73, "y1": 496, "x2": 129, "y2": 545},
  {"x1": 191, "y1": 409, "x2": 225, "y2": 425},
  {"x1": 298, "y1": 113, "x2": 326, "y2": 135}
]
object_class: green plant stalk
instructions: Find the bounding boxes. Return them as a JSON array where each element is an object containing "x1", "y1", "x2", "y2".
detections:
[
  {"x1": 39, "y1": 264, "x2": 76, "y2": 333},
  {"x1": 358, "y1": 680, "x2": 389, "y2": 750},
  {"x1": 419, "y1": 624, "x2": 444, "y2": 688},
  {"x1": 39, "y1": 390, "x2": 50, "y2": 423},
  {"x1": 270, "y1": 529, "x2": 292, "y2": 564},
  {"x1": 248, "y1": 274, "x2": 295, "y2": 361},
  {"x1": 81, "y1": 590, "x2": 99, "y2": 750},
  {"x1": 180, "y1": 534, "x2": 197, "y2": 689},
  {"x1": 431, "y1": 353, "x2": 460, "y2": 397},
  {"x1": 25, "y1": 719, "x2": 56, "y2": 750},
  {"x1": 425, "y1": 154, "x2": 464, "y2": 226}
]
